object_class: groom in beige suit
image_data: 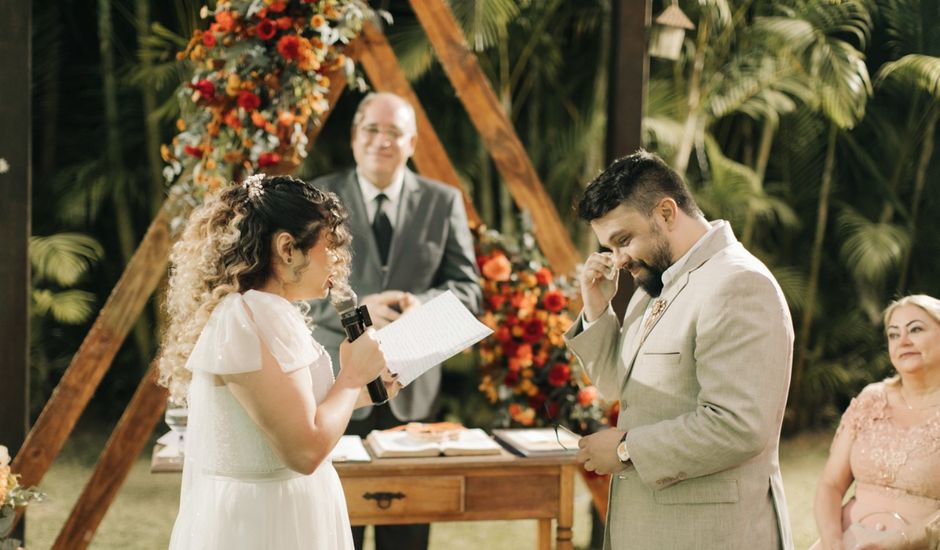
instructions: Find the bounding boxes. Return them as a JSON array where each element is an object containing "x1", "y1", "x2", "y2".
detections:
[{"x1": 566, "y1": 151, "x2": 794, "y2": 549}]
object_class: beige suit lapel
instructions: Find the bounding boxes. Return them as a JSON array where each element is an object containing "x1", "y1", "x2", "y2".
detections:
[{"x1": 618, "y1": 292, "x2": 652, "y2": 383}]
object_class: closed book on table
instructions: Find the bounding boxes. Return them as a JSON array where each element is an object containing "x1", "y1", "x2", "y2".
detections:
[
  {"x1": 366, "y1": 428, "x2": 503, "y2": 458},
  {"x1": 492, "y1": 428, "x2": 580, "y2": 457}
]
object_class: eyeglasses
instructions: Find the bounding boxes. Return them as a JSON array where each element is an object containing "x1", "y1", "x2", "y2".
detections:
[
  {"x1": 357, "y1": 124, "x2": 408, "y2": 141},
  {"x1": 543, "y1": 402, "x2": 575, "y2": 451}
]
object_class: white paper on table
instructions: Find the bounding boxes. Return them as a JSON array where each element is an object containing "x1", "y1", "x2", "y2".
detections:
[
  {"x1": 156, "y1": 431, "x2": 183, "y2": 458},
  {"x1": 376, "y1": 291, "x2": 493, "y2": 387},
  {"x1": 328, "y1": 435, "x2": 371, "y2": 462}
]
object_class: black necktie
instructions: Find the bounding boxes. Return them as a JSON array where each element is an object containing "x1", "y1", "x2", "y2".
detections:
[{"x1": 372, "y1": 193, "x2": 392, "y2": 266}]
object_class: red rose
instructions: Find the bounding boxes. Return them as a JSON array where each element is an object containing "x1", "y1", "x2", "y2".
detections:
[
  {"x1": 202, "y1": 31, "x2": 217, "y2": 48},
  {"x1": 277, "y1": 35, "x2": 301, "y2": 61},
  {"x1": 494, "y1": 326, "x2": 511, "y2": 344},
  {"x1": 237, "y1": 91, "x2": 261, "y2": 111},
  {"x1": 258, "y1": 152, "x2": 281, "y2": 167},
  {"x1": 276, "y1": 16, "x2": 293, "y2": 30},
  {"x1": 269, "y1": 0, "x2": 287, "y2": 12},
  {"x1": 528, "y1": 393, "x2": 546, "y2": 412},
  {"x1": 535, "y1": 267, "x2": 552, "y2": 286},
  {"x1": 488, "y1": 294, "x2": 506, "y2": 310},
  {"x1": 504, "y1": 371, "x2": 519, "y2": 385},
  {"x1": 183, "y1": 145, "x2": 204, "y2": 158},
  {"x1": 577, "y1": 386, "x2": 599, "y2": 406},
  {"x1": 547, "y1": 363, "x2": 571, "y2": 387},
  {"x1": 190, "y1": 79, "x2": 216, "y2": 102},
  {"x1": 256, "y1": 18, "x2": 277, "y2": 40},
  {"x1": 543, "y1": 290, "x2": 567, "y2": 313},
  {"x1": 521, "y1": 318, "x2": 545, "y2": 343}
]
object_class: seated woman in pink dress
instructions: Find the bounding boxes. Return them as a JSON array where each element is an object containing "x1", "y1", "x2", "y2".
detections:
[{"x1": 813, "y1": 294, "x2": 940, "y2": 550}]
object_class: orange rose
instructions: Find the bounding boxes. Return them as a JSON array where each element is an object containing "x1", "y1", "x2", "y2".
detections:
[
  {"x1": 578, "y1": 386, "x2": 600, "y2": 406},
  {"x1": 482, "y1": 253, "x2": 511, "y2": 281}
]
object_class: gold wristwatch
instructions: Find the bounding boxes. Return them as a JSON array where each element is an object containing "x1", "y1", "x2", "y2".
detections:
[{"x1": 616, "y1": 433, "x2": 630, "y2": 464}]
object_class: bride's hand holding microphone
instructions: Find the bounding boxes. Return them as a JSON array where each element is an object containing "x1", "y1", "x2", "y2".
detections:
[{"x1": 579, "y1": 252, "x2": 620, "y2": 323}]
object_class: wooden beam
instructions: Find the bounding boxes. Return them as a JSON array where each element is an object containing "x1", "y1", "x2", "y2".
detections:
[
  {"x1": 0, "y1": 0, "x2": 31, "y2": 542},
  {"x1": 0, "y1": 0, "x2": 31, "y2": 453},
  {"x1": 408, "y1": 0, "x2": 580, "y2": 275},
  {"x1": 357, "y1": 21, "x2": 481, "y2": 228},
  {"x1": 52, "y1": 363, "x2": 168, "y2": 550},
  {"x1": 606, "y1": 0, "x2": 649, "y2": 162},
  {"x1": 607, "y1": 0, "x2": 649, "y2": 319},
  {"x1": 12, "y1": 202, "x2": 175, "y2": 488}
]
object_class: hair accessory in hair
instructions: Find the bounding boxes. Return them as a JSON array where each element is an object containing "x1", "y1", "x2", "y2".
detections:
[{"x1": 242, "y1": 173, "x2": 266, "y2": 200}]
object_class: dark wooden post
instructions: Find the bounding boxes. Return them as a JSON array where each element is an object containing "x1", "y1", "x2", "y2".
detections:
[
  {"x1": 0, "y1": 0, "x2": 31, "y2": 542},
  {"x1": 608, "y1": 0, "x2": 650, "y2": 318}
]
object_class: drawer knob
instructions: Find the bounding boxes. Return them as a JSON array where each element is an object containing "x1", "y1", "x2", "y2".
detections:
[{"x1": 363, "y1": 491, "x2": 406, "y2": 509}]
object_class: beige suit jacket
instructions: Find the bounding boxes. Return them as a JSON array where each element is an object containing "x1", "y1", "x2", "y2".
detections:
[{"x1": 566, "y1": 221, "x2": 794, "y2": 550}]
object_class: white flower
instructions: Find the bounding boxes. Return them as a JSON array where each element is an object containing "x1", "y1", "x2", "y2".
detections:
[
  {"x1": 0, "y1": 445, "x2": 9, "y2": 467},
  {"x1": 0, "y1": 158, "x2": 9, "y2": 174}
]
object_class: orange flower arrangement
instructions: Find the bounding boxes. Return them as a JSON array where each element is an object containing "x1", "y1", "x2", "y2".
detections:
[
  {"x1": 162, "y1": 0, "x2": 371, "y2": 196},
  {"x1": 475, "y1": 228, "x2": 617, "y2": 434}
]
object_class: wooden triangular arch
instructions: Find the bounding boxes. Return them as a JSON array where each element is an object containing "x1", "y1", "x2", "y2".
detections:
[{"x1": 12, "y1": 1, "x2": 580, "y2": 547}]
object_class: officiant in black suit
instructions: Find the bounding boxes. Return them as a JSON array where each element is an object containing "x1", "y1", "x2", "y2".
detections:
[{"x1": 307, "y1": 91, "x2": 482, "y2": 550}]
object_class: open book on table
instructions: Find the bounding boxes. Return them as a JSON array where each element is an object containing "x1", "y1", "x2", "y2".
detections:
[
  {"x1": 492, "y1": 427, "x2": 580, "y2": 457},
  {"x1": 328, "y1": 435, "x2": 371, "y2": 462},
  {"x1": 366, "y1": 427, "x2": 503, "y2": 458}
]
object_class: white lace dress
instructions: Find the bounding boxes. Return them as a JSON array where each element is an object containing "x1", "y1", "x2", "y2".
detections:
[{"x1": 168, "y1": 290, "x2": 353, "y2": 550}]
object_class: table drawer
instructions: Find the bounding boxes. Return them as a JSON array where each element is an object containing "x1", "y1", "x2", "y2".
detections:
[{"x1": 342, "y1": 475, "x2": 465, "y2": 518}]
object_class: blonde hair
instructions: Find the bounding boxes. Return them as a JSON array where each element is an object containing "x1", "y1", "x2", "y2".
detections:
[
  {"x1": 157, "y1": 176, "x2": 351, "y2": 403},
  {"x1": 883, "y1": 294, "x2": 940, "y2": 330}
]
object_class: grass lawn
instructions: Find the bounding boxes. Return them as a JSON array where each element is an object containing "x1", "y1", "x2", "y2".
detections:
[{"x1": 22, "y1": 428, "x2": 832, "y2": 549}]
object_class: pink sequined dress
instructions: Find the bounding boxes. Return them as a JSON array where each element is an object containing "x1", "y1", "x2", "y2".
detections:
[{"x1": 836, "y1": 381, "x2": 940, "y2": 538}]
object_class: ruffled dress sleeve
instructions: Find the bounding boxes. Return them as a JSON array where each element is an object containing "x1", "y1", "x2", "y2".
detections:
[
  {"x1": 186, "y1": 290, "x2": 322, "y2": 376},
  {"x1": 833, "y1": 382, "x2": 887, "y2": 443}
]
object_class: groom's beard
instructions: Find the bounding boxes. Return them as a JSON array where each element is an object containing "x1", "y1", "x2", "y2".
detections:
[{"x1": 627, "y1": 234, "x2": 673, "y2": 298}]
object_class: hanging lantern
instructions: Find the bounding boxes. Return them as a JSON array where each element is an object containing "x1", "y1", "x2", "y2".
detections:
[{"x1": 648, "y1": 3, "x2": 695, "y2": 61}]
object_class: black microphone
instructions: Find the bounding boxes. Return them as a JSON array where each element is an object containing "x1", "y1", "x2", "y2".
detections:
[{"x1": 334, "y1": 293, "x2": 389, "y2": 406}]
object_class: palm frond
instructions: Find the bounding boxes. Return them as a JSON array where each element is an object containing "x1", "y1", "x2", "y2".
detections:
[
  {"x1": 449, "y1": 0, "x2": 521, "y2": 52},
  {"x1": 836, "y1": 207, "x2": 909, "y2": 284},
  {"x1": 29, "y1": 233, "x2": 104, "y2": 286},
  {"x1": 876, "y1": 54, "x2": 940, "y2": 99},
  {"x1": 32, "y1": 289, "x2": 98, "y2": 325}
]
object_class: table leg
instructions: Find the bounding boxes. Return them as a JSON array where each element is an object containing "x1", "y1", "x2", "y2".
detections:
[
  {"x1": 556, "y1": 464, "x2": 575, "y2": 550},
  {"x1": 537, "y1": 519, "x2": 552, "y2": 550}
]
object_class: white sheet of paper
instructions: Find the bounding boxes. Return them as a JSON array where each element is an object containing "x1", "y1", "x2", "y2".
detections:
[{"x1": 377, "y1": 291, "x2": 493, "y2": 387}]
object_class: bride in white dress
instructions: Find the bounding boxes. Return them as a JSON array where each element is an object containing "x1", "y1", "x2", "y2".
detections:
[{"x1": 158, "y1": 174, "x2": 398, "y2": 549}]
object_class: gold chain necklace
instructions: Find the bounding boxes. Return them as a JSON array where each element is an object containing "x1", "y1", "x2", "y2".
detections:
[{"x1": 898, "y1": 387, "x2": 940, "y2": 411}]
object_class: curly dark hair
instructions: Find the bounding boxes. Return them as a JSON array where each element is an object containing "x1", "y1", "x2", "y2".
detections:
[{"x1": 158, "y1": 175, "x2": 351, "y2": 401}]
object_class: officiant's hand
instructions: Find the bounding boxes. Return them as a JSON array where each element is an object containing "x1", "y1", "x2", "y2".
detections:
[
  {"x1": 579, "y1": 252, "x2": 619, "y2": 322},
  {"x1": 577, "y1": 428, "x2": 629, "y2": 476},
  {"x1": 361, "y1": 291, "x2": 411, "y2": 328}
]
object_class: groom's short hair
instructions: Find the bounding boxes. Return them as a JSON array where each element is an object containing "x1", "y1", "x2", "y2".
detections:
[{"x1": 577, "y1": 149, "x2": 701, "y2": 222}]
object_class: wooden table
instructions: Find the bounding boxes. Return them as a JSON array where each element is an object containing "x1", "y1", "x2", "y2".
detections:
[{"x1": 153, "y1": 448, "x2": 577, "y2": 550}]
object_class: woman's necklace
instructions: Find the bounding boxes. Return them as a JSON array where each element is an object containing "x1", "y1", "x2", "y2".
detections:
[{"x1": 898, "y1": 386, "x2": 940, "y2": 411}]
